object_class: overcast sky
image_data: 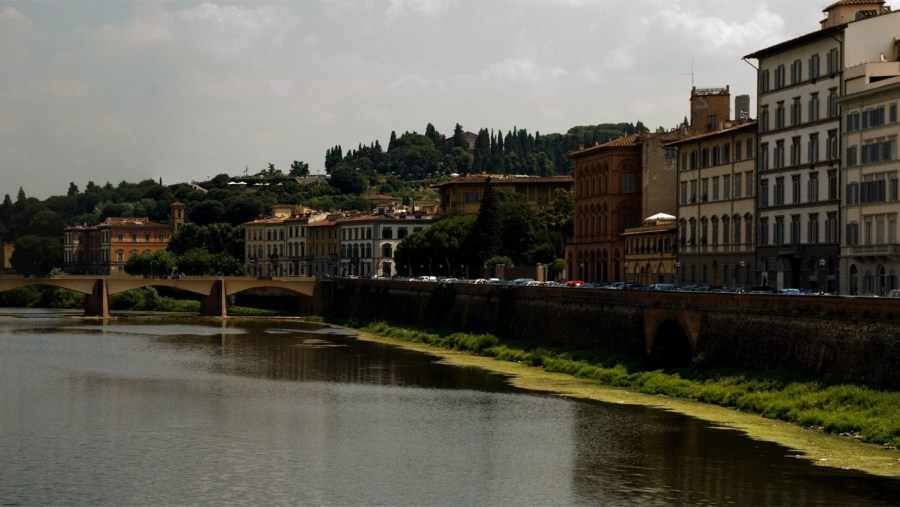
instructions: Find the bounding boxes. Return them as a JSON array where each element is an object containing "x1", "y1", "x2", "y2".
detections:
[{"x1": 2, "y1": 0, "x2": 833, "y2": 199}]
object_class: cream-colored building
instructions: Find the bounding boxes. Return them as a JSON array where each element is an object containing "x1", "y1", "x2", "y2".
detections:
[
  {"x1": 744, "y1": 0, "x2": 895, "y2": 292},
  {"x1": 839, "y1": 9, "x2": 900, "y2": 294},
  {"x1": 668, "y1": 120, "x2": 757, "y2": 288},
  {"x1": 244, "y1": 205, "x2": 326, "y2": 277}
]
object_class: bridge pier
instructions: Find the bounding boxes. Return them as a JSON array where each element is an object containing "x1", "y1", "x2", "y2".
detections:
[
  {"x1": 84, "y1": 279, "x2": 109, "y2": 317},
  {"x1": 200, "y1": 279, "x2": 227, "y2": 317}
]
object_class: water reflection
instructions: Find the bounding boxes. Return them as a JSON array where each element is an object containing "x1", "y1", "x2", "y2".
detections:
[{"x1": 0, "y1": 313, "x2": 897, "y2": 506}]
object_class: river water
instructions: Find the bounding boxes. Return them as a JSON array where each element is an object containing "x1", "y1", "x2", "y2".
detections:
[{"x1": 0, "y1": 309, "x2": 897, "y2": 506}]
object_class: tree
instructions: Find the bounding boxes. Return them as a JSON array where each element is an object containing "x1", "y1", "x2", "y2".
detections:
[
  {"x1": 189, "y1": 200, "x2": 226, "y2": 226},
  {"x1": 223, "y1": 194, "x2": 266, "y2": 225},
  {"x1": 289, "y1": 160, "x2": 310, "y2": 177},
  {"x1": 465, "y1": 179, "x2": 502, "y2": 266},
  {"x1": 124, "y1": 250, "x2": 177, "y2": 278},
  {"x1": 11, "y1": 235, "x2": 62, "y2": 276},
  {"x1": 329, "y1": 163, "x2": 368, "y2": 194},
  {"x1": 445, "y1": 147, "x2": 473, "y2": 175}
]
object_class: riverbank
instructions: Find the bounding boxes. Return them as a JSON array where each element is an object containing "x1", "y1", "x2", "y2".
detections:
[{"x1": 344, "y1": 322, "x2": 900, "y2": 478}]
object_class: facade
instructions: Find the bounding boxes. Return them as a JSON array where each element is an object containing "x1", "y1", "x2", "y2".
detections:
[
  {"x1": 746, "y1": 0, "x2": 895, "y2": 292},
  {"x1": 244, "y1": 206, "x2": 326, "y2": 277},
  {"x1": 668, "y1": 120, "x2": 758, "y2": 288},
  {"x1": 338, "y1": 212, "x2": 434, "y2": 277},
  {"x1": 432, "y1": 174, "x2": 573, "y2": 216},
  {"x1": 0, "y1": 242, "x2": 13, "y2": 273},
  {"x1": 839, "y1": 11, "x2": 900, "y2": 294},
  {"x1": 622, "y1": 213, "x2": 678, "y2": 285},
  {"x1": 307, "y1": 218, "x2": 341, "y2": 277},
  {"x1": 63, "y1": 216, "x2": 174, "y2": 276},
  {"x1": 567, "y1": 133, "x2": 642, "y2": 282}
]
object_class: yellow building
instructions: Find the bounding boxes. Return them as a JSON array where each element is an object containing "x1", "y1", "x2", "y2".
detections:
[{"x1": 431, "y1": 174, "x2": 573, "y2": 215}]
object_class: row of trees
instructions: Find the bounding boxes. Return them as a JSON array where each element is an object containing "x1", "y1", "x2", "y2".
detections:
[
  {"x1": 395, "y1": 183, "x2": 574, "y2": 279},
  {"x1": 326, "y1": 121, "x2": 648, "y2": 182}
]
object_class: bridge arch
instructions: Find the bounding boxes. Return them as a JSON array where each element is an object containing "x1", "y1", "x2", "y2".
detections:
[{"x1": 648, "y1": 319, "x2": 693, "y2": 368}]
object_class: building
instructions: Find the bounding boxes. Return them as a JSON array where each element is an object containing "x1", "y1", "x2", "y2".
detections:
[
  {"x1": 744, "y1": 0, "x2": 894, "y2": 292},
  {"x1": 431, "y1": 174, "x2": 573, "y2": 216},
  {"x1": 621, "y1": 213, "x2": 678, "y2": 285},
  {"x1": 567, "y1": 133, "x2": 642, "y2": 282},
  {"x1": 338, "y1": 211, "x2": 434, "y2": 278},
  {"x1": 838, "y1": 9, "x2": 900, "y2": 294},
  {"x1": 63, "y1": 210, "x2": 177, "y2": 276},
  {"x1": 244, "y1": 205, "x2": 326, "y2": 277},
  {"x1": 0, "y1": 242, "x2": 13, "y2": 273},
  {"x1": 307, "y1": 217, "x2": 341, "y2": 277},
  {"x1": 667, "y1": 118, "x2": 758, "y2": 288}
]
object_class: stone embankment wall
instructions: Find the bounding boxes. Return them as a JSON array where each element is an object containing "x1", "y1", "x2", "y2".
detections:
[{"x1": 322, "y1": 279, "x2": 900, "y2": 388}]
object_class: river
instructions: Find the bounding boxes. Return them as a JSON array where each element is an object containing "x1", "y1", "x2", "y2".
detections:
[{"x1": 0, "y1": 309, "x2": 896, "y2": 506}]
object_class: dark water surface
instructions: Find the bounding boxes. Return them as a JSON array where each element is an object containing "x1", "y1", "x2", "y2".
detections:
[{"x1": 0, "y1": 310, "x2": 897, "y2": 506}]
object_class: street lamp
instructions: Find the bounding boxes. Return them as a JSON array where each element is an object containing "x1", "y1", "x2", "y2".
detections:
[
  {"x1": 818, "y1": 258, "x2": 826, "y2": 294},
  {"x1": 675, "y1": 261, "x2": 681, "y2": 286},
  {"x1": 739, "y1": 260, "x2": 745, "y2": 291}
]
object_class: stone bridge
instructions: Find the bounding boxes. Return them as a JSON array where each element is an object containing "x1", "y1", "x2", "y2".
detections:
[{"x1": 0, "y1": 276, "x2": 319, "y2": 317}]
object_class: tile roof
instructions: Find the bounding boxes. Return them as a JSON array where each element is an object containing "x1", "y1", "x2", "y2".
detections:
[
  {"x1": 569, "y1": 133, "x2": 642, "y2": 158},
  {"x1": 431, "y1": 175, "x2": 573, "y2": 187}
]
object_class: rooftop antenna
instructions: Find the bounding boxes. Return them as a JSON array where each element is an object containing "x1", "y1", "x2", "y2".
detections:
[{"x1": 681, "y1": 58, "x2": 694, "y2": 88}]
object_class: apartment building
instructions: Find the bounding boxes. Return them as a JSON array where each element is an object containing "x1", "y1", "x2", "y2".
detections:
[
  {"x1": 668, "y1": 119, "x2": 757, "y2": 288},
  {"x1": 244, "y1": 205, "x2": 325, "y2": 277},
  {"x1": 745, "y1": 0, "x2": 895, "y2": 292},
  {"x1": 432, "y1": 174, "x2": 573, "y2": 216},
  {"x1": 839, "y1": 9, "x2": 900, "y2": 294},
  {"x1": 338, "y1": 211, "x2": 433, "y2": 277}
]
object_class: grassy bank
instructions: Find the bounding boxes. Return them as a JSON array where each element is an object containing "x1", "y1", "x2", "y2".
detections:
[{"x1": 333, "y1": 319, "x2": 900, "y2": 449}]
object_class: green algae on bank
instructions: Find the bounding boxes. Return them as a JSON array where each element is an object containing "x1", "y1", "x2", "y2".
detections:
[{"x1": 349, "y1": 327, "x2": 900, "y2": 479}]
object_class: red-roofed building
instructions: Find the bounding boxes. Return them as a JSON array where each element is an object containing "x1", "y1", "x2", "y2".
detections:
[{"x1": 431, "y1": 174, "x2": 573, "y2": 216}]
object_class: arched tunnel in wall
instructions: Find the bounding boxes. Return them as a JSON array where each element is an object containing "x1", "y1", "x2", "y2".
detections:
[{"x1": 648, "y1": 319, "x2": 693, "y2": 368}]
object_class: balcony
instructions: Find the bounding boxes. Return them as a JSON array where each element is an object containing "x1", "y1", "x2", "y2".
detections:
[{"x1": 849, "y1": 244, "x2": 900, "y2": 257}]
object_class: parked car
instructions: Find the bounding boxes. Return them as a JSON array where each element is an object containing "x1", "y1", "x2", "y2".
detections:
[
  {"x1": 566, "y1": 280, "x2": 585, "y2": 287},
  {"x1": 648, "y1": 283, "x2": 676, "y2": 291}
]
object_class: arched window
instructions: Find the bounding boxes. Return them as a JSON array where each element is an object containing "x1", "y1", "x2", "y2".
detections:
[{"x1": 382, "y1": 244, "x2": 393, "y2": 258}]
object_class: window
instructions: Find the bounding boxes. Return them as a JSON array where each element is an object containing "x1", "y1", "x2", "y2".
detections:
[
  {"x1": 828, "y1": 89, "x2": 838, "y2": 118},
  {"x1": 790, "y1": 215, "x2": 801, "y2": 244},
  {"x1": 774, "y1": 177, "x2": 785, "y2": 206},
  {"x1": 759, "y1": 143, "x2": 769, "y2": 171},
  {"x1": 847, "y1": 112, "x2": 861, "y2": 131},
  {"x1": 712, "y1": 176, "x2": 720, "y2": 201},
  {"x1": 723, "y1": 175, "x2": 731, "y2": 200},
  {"x1": 465, "y1": 191, "x2": 479, "y2": 203},
  {"x1": 891, "y1": 103, "x2": 898, "y2": 123},
  {"x1": 808, "y1": 133, "x2": 819, "y2": 164},
  {"x1": 808, "y1": 172, "x2": 819, "y2": 203},
  {"x1": 623, "y1": 173, "x2": 636, "y2": 193},
  {"x1": 759, "y1": 217, "x2": 769, "y2": 246},
  {"x1": 680, "y1": 181, "x2": 688, "y2": 205},
  {"x1": 847, "y1": 182, "x2": 859, "y2": 205},
  {"x1": 790, "y1": 59, "x2": 802, "y2": 84},
  {"x1": 774, "y1": 216, "x2": 784, "y2": 245},
  {"x1": 847, "y1": 222, "x2": 859, "y2": 246},
  {"x1": 775, "y1": 64, "x2": 785, "y2": 88},
  {"x1": 847, "y1": 145, "x2": 858, "y2": 166},
  {"x1": 745, "y1": 215, "x2": 753, "y2": 245},
  {"x1": 734, "y1": 215, "x2": 742, "y2": 244},
  {"x1": 382, "y1": 228, "x2": 393, "y2": 239},
  {"x1": 712, "y1": 146, "x2": 720, "y2": 166},
  {"x1": 734, "y1": 174, "x2": 742, "y2": 198},
  {"x1": 808, "y1": 93, "x2": 819, "y2": 122},
  {"x1": 759, "y1": 179, "x2": 769, "y2": 208},
  {"x1": 760, "y1": 69, "x2": 770, "y2": 93},
  {"x1": 792, "y1": 175, "x2": 801, "y2": 204},
  {"x1": 690, "y1": 180, "x2": 698, "y2": 203},
  {"x1": 806, "y1": 213, "x2": 819, "y2": 243},
  {"x1": 723, "y1": 143, "x2": 731, "y2": 163},
  {"x1": 722, "y1": 216, "x2": 730, "y2": 245},
  {"x1": 398, "y1": 228, "x2": 408, "y2": 239},
  {"x1": 760, "y1": 107, "x2": 769, "y2": 132},
  {"x1": 746, "y1": 172, "x2": 754, "y2": 198},
  {"x1": 826, "y1": 212, "x2": 838, "y2": 243},
  {"x1": 746, "y1": 139, "x2": 754, "y2": 160},
  {"x1": 791, "y1": 98, "x2": 801, "y2": 126},
  {"x1": 790, "y1": 136, "x2": 801, "y2": 166},
  {"x1": 701, "y1": 178, "x2": 709, "y2": 202},
  {"x1": 827, "y1": 48, "x2": 839, "y2": 75},
  {"x1": 775, "y1": 101, "x2": 785, "y2": 129},
  {"x1": 809, "y1": 53, "x2": 820, "y2": 80},
  {"x1": 826, "y1": 130, "x2": 837, "y2": 161},
  {"x1": 774, "y1": 140, "x2": 785, "y2": 169}
]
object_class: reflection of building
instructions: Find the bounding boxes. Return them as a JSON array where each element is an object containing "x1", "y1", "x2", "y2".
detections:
[
  {"x1": 839, "y1": 12, "x2": 900, "y2": 294},
  {"x1": 63, "y1": 211, "x2": 177, "y2": 276},
  {"x1": 0, "y1": 242, "x2": 13, "y2": 273},
  {"x1": 432, "y1": 174, "x2": 573, "y2": 216}
]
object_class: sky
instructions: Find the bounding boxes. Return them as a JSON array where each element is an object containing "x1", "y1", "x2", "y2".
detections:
[{"x1": 1, "y1": 0, "x2": 833, "y2": 199}]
